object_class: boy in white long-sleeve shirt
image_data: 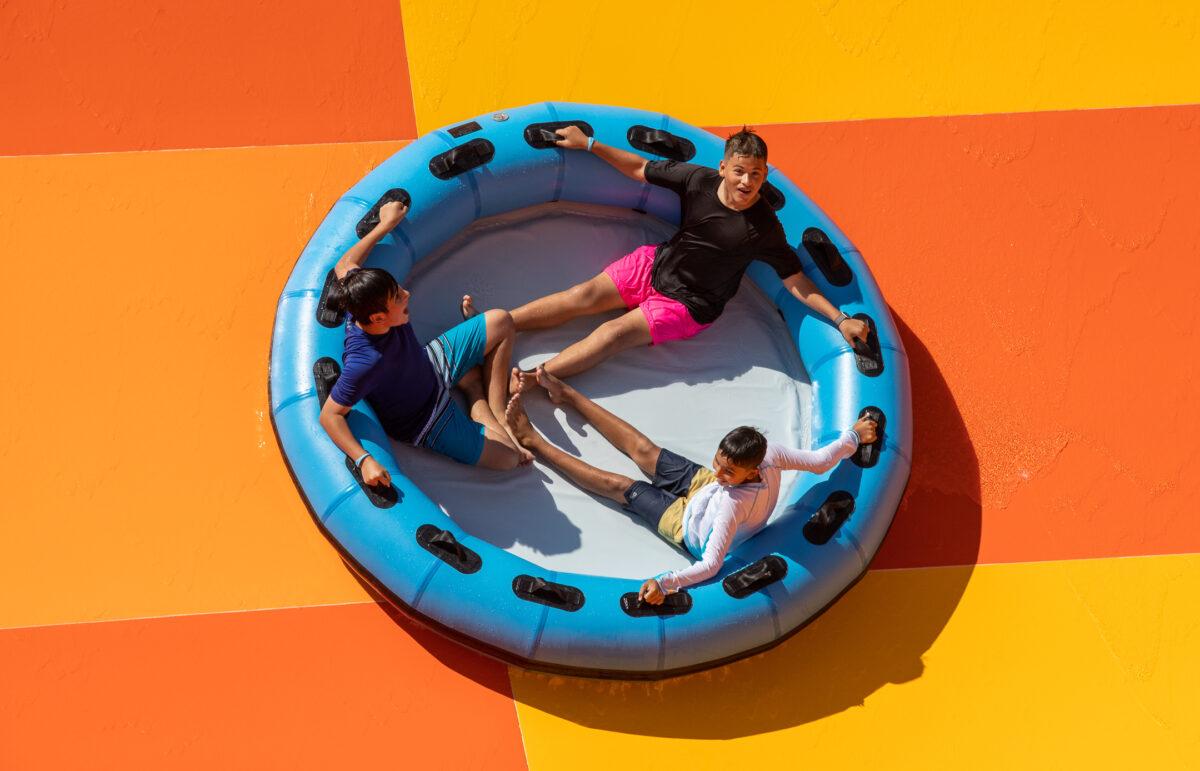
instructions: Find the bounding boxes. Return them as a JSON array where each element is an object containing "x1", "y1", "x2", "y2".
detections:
[{"x1": 505, "y1": 366, "x2": 877, "y2": 605}]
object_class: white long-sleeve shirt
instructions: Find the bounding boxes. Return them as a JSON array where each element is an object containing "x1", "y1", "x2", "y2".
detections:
[{"x1": 656, "y1": 431, "x2": 860, "y2": 593}]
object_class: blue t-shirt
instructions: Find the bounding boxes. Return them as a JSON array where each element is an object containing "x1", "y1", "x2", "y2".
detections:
[{"x1": 328, "y1": 319, "x2": 441, "y2": 443}]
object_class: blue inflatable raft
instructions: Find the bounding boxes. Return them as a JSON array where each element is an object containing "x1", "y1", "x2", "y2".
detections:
[{"x1": 269, "y1": 102, "x2": 912, "y2": 678}]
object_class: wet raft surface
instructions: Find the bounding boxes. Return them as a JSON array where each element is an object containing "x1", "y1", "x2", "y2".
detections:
[{"x1": 395, "y1": 204, "x2": 811, "y2": 579}]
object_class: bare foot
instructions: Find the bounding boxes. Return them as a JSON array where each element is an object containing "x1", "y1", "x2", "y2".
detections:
[
  {"x1": 460, "y1": 294, "x2": 477, "y2": 320},
  {"x1": 535, "y1": 365, "x2": 570, "y2": 404},
  {"x1": 509, "y1": 366, "x2": 537, "y2": 397},
  {"x1": 504, "y1": 393, "x2": 541, "y2": 450}
]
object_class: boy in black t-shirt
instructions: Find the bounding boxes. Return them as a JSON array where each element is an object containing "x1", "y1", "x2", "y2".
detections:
[{"x1": 509, "y1": 126, "x2": 869, "y2": 381}]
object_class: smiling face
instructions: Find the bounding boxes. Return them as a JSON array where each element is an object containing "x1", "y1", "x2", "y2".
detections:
[
  {"x1": 717, "y1": 153, "x2": 768, "y2": 210},
  {"x1": 711, "y1": 450, "x2": 761, "y2": 486}
]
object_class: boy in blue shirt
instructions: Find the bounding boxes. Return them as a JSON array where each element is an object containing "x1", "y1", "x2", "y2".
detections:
[{"x1": 319, "y1": 202, "x2": 530, "y2": 486}]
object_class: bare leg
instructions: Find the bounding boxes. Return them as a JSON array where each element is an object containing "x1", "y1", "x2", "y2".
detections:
[
  {"x1": 535, "y1": 366, "x2": 662, "y2": 477},
  {"x1": 456, "y1": 368, "x2": 526, "y2": 470},
  {"x1": 510, "y1": 271, "x2": 625, "y2": 332},
  {"x1": 468, "y1": 302, "x2": 534, "y2": 464},
  {"x1": 539, "y1": 308, "x2": 652, "y2": 379},
  {"x1": 505, "y1": 394, "x2": 633, "y2": 503}
]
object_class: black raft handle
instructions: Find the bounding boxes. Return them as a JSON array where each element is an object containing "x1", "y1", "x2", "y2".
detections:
[
  {"x1": 759, "y1": 181, "x2": 786, "y2": 211},
  {"x1": 524, "y1": 120, "x2": 595, "y2": 149},
  {"x1": 723, "y1": 555, "x2": 788, "y2": 599},
  {"x1": 313, "y1": 357, "x2": 341, "y2": 407},
  {"x1": 620, "y1": 591, "x2": 692, "y2": 618},
  {"x1": 850, "y1": 313, "x2": 884, "y2": 378},
  {"x1": 316, "y1": 269, "x2": 344, "y2": 328},
  {"x1": 356, "y1": 188, "x2": 412, "y2": 239},
  {"x1": 852, "y1": 406, "x2": 886, "y2": 469},
  {"x1": 627, "y1": 125, "x2": 696, "y2": 162},
  {"x1": 802, "y1": 227, "x2": 853, "y2": 287},
  {"x1": 512, "y1": 575, "x2": 585, "y2": 612},
  {"x1": 803, "y1": 491, "x2": 855, "y2": 545},
  {"x1": 429, "y1": 138, "x2": 495, "y2": 180},
  {"x1": 416, "y1": 524, "x2": 482, "y2": 574},
  {"x1": 343, "y1": 455, "x2": 398, "y2": 509}
]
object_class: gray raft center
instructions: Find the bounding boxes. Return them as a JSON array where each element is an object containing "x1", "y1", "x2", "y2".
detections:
[{"x1": 394, "y1": 202, "x2": 813, "y2": 579}]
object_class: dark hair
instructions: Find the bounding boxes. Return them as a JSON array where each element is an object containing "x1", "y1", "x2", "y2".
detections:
[
  {"x1": 718, "y1": 426, "x2": 768, "y2": 468},
  {"x1": 327, "y1": 268, "x2": 400, "y2": 323},
  {"x1": 724, "y1": 126, "x2": 768, "y2": 162}
]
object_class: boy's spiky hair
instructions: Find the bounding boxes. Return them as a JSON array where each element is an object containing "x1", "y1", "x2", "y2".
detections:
[{"x1": 724, "y1": 126, "x2": 768, "y2": 161}]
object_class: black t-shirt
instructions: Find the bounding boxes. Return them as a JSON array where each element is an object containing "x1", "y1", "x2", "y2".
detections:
[{"x1": 645, "y1": 161, "x2": 802, "y2": 324}]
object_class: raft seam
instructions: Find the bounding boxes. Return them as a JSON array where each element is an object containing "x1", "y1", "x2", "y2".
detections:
[
  {"x1": 272, "y1": 388, "x2": 315, "y2": 416},
  {"x1": 320, "y1": 482, "x2": 360, "y2": 523}
]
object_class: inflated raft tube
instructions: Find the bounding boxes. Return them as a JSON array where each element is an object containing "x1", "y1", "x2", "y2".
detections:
[{"x1": 269, "y1": 103, "x2": 912, "y2": 679}]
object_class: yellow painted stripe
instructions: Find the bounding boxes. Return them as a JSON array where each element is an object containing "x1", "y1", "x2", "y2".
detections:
[
  {"x1": 511, "y1": 554, "x2": 1200, "y2": 770},
  {"x1": 399, "y1": 0, "x2": 1200, "y2": 132},
  {"x1": 0, "y1": 142, "x2": 407, "y2": 629}
]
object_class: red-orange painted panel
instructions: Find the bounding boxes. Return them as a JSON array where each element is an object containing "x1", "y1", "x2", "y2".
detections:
[
  {"x1": 0, "y1": 0, "x2": 416, "y2": 155},
  {"x1": 741, "y1": 104, "x2": 1200, "y2": 569},
  {"x1": 0, "y1": 603, "x2": 527, "y2": 770}
]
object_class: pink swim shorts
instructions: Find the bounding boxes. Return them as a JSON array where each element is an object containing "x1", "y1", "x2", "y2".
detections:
[{"x1": 603, "y1": 244, "x2": 712, "y2": 345}]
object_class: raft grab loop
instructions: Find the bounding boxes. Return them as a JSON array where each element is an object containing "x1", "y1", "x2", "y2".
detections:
[
  {"x1": 356, "y1": 188, "x2": 413, "y2": 238},
  {"x1": 852, "y1": 406, "x2": 886, "y2": 468},
  {"x1": 523, "y1": 121, "x2": 596, "y2": 149},
  {"x1": 723, "y1": 555, "x2": 789, "y2": 599},
  {"x1": 802, "y1": 227, "x2": 853, "y2": 287},
  {"x1": 312, "y1": 357, "x2": 341, "y2": 408},
  {"x1": 344, "y1": 456, "x2": 398, "y2": 509},
  {"x1": 626, "y1": 125, "x2": 696, "y2": 162},
  {"x1": 512, "y1": 575, "x2": 585, "y2": 611},
  {"x1": 316, "y1": 270, "x2": 344, "y2": 328},
  {"x1": 851, "y1": 313, "x2": 884, "y2": 377},
  {"x1": 416, "y1": 525, "x2": 482, "y2": 574},
  {"x1": 803, "y1": 491, "x2": 856, "y2": 545},
  {"x1": 429, "y1": 139, "x2": 495, "y2": 180},
  {"x1": 621, "y1": 590, "x2": 693, "y2": 617}
]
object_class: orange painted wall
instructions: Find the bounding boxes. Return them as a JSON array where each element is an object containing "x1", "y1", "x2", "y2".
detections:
[
  {"x1": 0, "y1": 0, "x2": 417, "y2": 155},
  {"x1": 746, "y1": 104, "x2": 1200, "y2": 569},
  {"x1": 0, "y1": 603, "x2": 527, "y2": 770}
]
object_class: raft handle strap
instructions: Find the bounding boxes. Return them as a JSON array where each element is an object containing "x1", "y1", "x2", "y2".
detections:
[
  {"x1": 626, "y1": 125, "x2": 696, "y2": 162},
  {"x1": 850, "y1": 313, "x2": 884, "y2": 377},
  {"x1": 801, "y1": 227, "x2": 853, "y2": 287},
  {"x1": 620, "y1": 591, "x2": 692, "y2": 617},
  {"x1": 523, "y1": 121, "x2": 595, "y2": 149},
  {"x1": 852, "y1": 406, "x2": 886, "y2": 469},
  {"x1": 723, "y1": 555, "x2": 789, "y2": 599},
  {"x1": 356, "y1": 188, "x2": 412, "y2": 239},
  {"x1": 759, "y1": 182, "x2": 786, "y2": 211},
  {"x1": 512, "y1": 575, "x2": 585, "y2": 612},
  {"x1": 803, "y1": 491, "x2": 856, "y2": 545},
  {"x1": 313, "y1": 357, "x2": 341, "y2": 408},
  {"x1": 416, "y1": 525, "x2": 482, "y2": 574},
  {"x1": 316, "y1": 269, "x2": 344, "y2": 328},
  {"x1": 429, "y1": 139, "x2": 495, "y2": 180},
  {"x1": 343, "y1": 455, "x2": 399, "y2": 509}
]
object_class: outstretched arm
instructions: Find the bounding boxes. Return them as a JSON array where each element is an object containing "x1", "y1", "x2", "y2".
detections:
[
  {"x1": 333, "y1": 201, "x2": 408, "y2": 280},
  {"x1": 782, "y1": 271, "x2": 870, "y2": 346},
  {"x1": 555, "y1": 125, "x2": 647, "y2": 183},
  {"x1": 639, "y1": 515, "x2": 738, "y2": 604},
  {"x1": 773, "y1": 415, "x2": 877, "y2": 474},
  {"x1": 318, "y1": 397, "x2": 391, "y2": 487}
]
